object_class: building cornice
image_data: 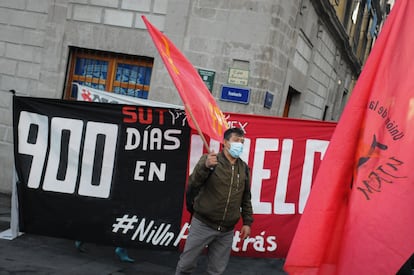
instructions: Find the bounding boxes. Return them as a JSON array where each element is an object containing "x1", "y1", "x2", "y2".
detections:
[{"x1": 311, "y1": 0, "x2": 362, "y2": 75}]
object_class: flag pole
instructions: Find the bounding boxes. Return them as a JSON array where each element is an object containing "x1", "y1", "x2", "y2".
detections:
[{"x1": 184, "y1": 104, "x2": 211, "y2": 152}]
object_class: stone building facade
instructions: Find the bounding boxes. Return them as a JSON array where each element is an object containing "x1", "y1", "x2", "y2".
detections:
[{"x1": 0, "y1": 0, "x2": 389, "y2": 192}]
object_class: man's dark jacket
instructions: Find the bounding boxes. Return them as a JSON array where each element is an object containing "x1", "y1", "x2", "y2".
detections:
[{"x1": 190, "y1": 151, "x2": 253, "y2": 232}]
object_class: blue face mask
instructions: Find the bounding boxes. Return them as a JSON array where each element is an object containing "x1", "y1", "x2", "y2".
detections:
[{"x1": 228, "y1": 142, "x2": 243, "y2": 158}]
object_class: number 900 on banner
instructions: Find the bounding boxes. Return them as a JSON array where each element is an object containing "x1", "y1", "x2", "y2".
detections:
[{"x1": 17, "y1": 111, "x2": 118, "y2": 199}]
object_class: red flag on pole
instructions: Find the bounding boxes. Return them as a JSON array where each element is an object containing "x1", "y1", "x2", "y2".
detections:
[
  {"x1": 285, "y1": 0, "x2": 414, "y2": 274},
  {"x1": 142, "y1": 16, "x2": 228, "y2": 145}
]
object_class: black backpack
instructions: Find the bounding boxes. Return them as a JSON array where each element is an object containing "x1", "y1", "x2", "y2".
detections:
[{"x1": 185, "y1": 164, "x2": 250, "y2": 215}]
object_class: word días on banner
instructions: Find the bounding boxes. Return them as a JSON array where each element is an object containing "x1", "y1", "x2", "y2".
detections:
[{"x1": 124, "y1": 128, "x2": 182, "y2": 151}]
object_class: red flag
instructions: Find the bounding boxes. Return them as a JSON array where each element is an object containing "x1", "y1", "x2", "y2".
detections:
[
  {"x1": 285, "y1": 0, "x2": 414, "y2": 274},
  {"x1": 142, "y1": 16, "x2": 228, "y2": 143}
]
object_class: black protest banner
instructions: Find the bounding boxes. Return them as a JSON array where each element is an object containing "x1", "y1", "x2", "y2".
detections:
[{"x1": 13, "y1": 96, "x2": 190, "y2": 250}]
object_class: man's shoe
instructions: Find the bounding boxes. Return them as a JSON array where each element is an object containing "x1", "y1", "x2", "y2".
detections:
[
  {"x1": 75, "y1": 241, "x2": 86, "y2": 252},
  {"x1": 115, "y1": 247, "x2": 135, "y2": 263}
]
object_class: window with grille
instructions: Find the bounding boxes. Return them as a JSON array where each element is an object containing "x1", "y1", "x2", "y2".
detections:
[{"x1": 64, "y1": 47, "x2": 154, "y2": 100}]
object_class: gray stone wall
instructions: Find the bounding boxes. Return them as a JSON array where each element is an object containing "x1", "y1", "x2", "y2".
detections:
[
  {"x1": 0, "y1": 0, "x2": 358, "y2": 193},
  {"x1": 175, "y1": 1, "x2": 296, "y2": 116},
  {"x1": 0, "y1": 0, "x2": 50, "y2": 193}
]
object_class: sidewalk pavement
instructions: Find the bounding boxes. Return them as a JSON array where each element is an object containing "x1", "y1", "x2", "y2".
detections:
[{"x1": 0, "y1": 193, "x2": 287, "y2": 275}]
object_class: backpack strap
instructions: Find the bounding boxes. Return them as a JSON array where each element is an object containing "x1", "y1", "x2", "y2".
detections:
[
  {"x1": 185, "y1": 167, "x2": 214, "y2": 215},
  {"x1": 243, "y1": 163, "x2": 251, "y2": 195}
]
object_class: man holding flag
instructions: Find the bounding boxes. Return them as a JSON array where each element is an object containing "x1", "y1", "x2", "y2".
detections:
[
  {"x1": 284, "y1": 0, "x2": 414, "y2": 274},
  {"x1": 142, "y1": 16, "x2": 253, "y2": 274},
  {"x1": 175, "y1": 127, "x2": 253, "y2": 275}
]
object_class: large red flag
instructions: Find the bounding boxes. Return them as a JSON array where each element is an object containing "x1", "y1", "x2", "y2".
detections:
[
  {"x1": 285, "y1": 0, "x2": 414, "y2": 274},
  {"x1": 142, "y1": 16, "x2": 228, "y2": 143}
]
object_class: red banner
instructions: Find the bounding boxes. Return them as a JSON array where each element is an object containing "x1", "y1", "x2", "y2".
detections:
[
  {"x1": 181, "y1": 113, "x2": 336, "y2": 258},
  {"x1": 142, "y1": 16, "x2": 228, "y2": 142},
  {"x1": 285, "y1": 0, "x2": 414, "y2": 274}
]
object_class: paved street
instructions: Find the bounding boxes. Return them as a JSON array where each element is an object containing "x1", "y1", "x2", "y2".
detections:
[{"x1": 0, "y1": 193, "x2": 287, "y2": 274}]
